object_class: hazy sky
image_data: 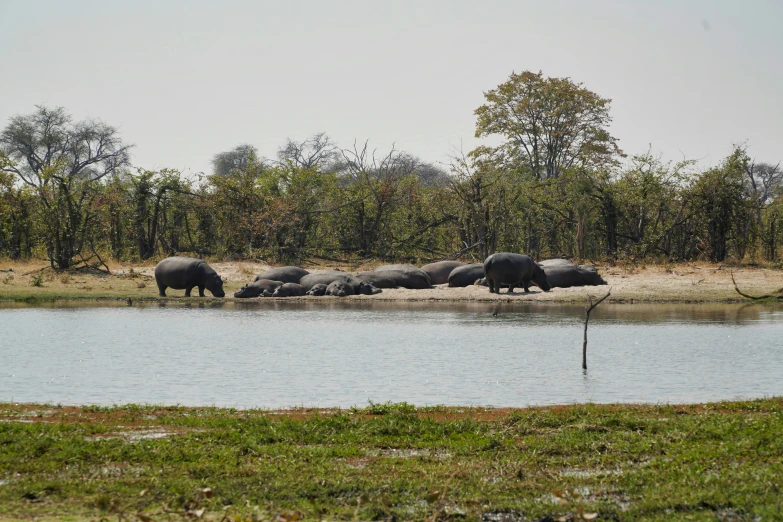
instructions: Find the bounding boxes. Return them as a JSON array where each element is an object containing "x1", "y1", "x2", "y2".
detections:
[{"x1": 2, "y1": 0, "x2": 781, "y2": 176}]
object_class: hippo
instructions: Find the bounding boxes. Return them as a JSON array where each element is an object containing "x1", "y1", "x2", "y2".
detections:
[
  {"x1": 326, "y1": 281, "x2": 353, "y2": 297},
  {"x1": 371, "y1": 267, "x2": 431, "y2": 289},
  {"x1": 254, "y1": 266, "x2": 309, "y2": 284},
  {"x1": 233, "y1": 278, "x2": 283, "y2": 298},
  {"x1": 421, "y1": 260, "x2": 466, "y2": 285},
  {"x1": 300, "y1": 271, "x2": 381, "y2": 295},
  {"x1": 447, "y1": 263, "x2": 485, "y2": 287},
  {"x1": 306, "y1": 283, "x2": 328, "y2": 296},
  {"x1": 483, "y1": 253, "x2": 551, "y2": 293},
  {"x1": 356, "y1": 271, "x2": 398, "y2": 289},
  {"x1": 271, "y1": 282, "x2": 306, "y2": 297},
  {"x1": 299, "y1": 270, "x2": 352, "y2": 290},
  {"x1": 154, "y1": 257, "x2": 225, "y2": 297},
  {"x1": 542, "y1": 264, "x2": 607, "y2": 288},
  {"x1": 538, "y1": 258, "x2": 574, "y2": 268}
]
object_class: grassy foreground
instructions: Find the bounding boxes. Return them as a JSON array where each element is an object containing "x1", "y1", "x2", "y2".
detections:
[{"x1": 0, "y1": 400, "x2": 781, "y2": 521}]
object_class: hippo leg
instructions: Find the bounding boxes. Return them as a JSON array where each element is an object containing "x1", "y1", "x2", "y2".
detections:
[
  {"x1": 157, "y1": 282, "x2": 167, "y2": 297},
  {"x1": 487, "y1": 278, "x2": 496, "y2": 293},
  {"x1": 185, "y1": 286, "x2": 194, "y2": 297},
  {"x1": 521, "y1": 279, "x2": 530, "y2": 293},
  {"x1": 509, "y1": 284, "x2": 517, "y2": 293},
  {"x1": 198, "y1": 285, "x2": 205, "y2": 297}
]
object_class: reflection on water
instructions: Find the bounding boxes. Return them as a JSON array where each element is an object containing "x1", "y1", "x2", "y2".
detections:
[{"x1": 1, "y1": 302, "x2": 782, "y2": 408}]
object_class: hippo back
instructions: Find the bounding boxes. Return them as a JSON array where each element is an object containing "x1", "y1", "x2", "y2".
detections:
[
  {"x1": 447, "y1": 263, "x2": 484, "y2": 287},
  {"x1": 356, "y1": 271, "x2": 398, "y2": 288},
  {"x1": 300, "y1": 271, "x2": 359, "y2": 291},
  {"x1": 543, "y1": 265, "x2": 607, "y2": 288},
  {"x1": 254, "y1": 266, "x2": 310, "y2": 284},
  {"x1": 271, "y1": 282, "x2": 306, "y2": 297},
  {"x1": 373, "y1": 267, "x2": 431, "y2": 289},
  {"x1": 421, "y1": 261, "x2": 465, "y2": 285},
  {"x1": 538, "y1": 258, "x2": 575, "y2": 268}
]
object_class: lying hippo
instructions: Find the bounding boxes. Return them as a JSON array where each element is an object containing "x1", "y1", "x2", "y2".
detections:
[
  {"x1": 254, "y1": 266, "x2": 309, "y2": 284},
  {"x1": 326, "y1": 281, "x2": 353, "y2": 297},
  {"x1": 271, "y1": 282, "x2": 306, "y2": 297},
  {"x1": 356, "y1": 271, "x2": 398, "y2": 288},
  {"x1": 447, "y1": 263, "x2": 484, "y2": 287},
  {"x1": 306, "y1": 283, "x2": 328, "y2": 296},
  {"x1": 538, "y1": 258, "x2": 573, "y2": 268},
  {"x1": 154, "y1": 257, "x2": 225, "y2": 297},
  {"x1": 541, "y1": 263, "x2": 607, "y2": 288},
  {"x1": 371, "y1": 267, "x2": 431, "y2": 289},
  {"x1": 483, "y1": 252, "x2": 551, "y2": 293},
  {"x1": 300, "y1": 271, "x2": 381, "y2": 295},
  {"x1": 421, "y1": 260, "x2": 466, "y2": 285},
  {"x1": 233, "y1": 278, "x2": 283, "y2": 298}
]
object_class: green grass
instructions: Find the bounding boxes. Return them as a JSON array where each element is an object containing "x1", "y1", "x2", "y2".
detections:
[{"x1": 1, "y1": 400, "x2": 782, "y2": 521}]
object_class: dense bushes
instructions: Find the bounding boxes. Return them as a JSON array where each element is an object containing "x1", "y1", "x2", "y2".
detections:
[{"x1": 1, "y1": 142, "x2": 780, "y2": 267}]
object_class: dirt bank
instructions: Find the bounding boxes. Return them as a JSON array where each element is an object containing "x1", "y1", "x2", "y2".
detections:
[{"x1": 1, "y1": 259, "x2": 782, "y2": 303}]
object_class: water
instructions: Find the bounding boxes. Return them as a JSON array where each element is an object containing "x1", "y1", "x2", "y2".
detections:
[{"x1": 1, "y1": 301, "x2": 782, "y2": 408}]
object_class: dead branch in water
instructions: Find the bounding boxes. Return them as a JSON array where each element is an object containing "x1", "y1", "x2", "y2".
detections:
[
  {"x1": 583, "y1": 288, "x2": 612, "y2": 370},
  {"x1": 731, "y1": 271, "x2": 783, "y2": 300}
]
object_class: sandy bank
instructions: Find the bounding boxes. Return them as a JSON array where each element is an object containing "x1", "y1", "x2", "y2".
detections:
[{"x1": 2, "y1": 259, "x2": 781, "y2": 304}]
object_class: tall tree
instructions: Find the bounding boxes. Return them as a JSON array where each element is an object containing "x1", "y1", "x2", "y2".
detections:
[
  {"x1": 212, "y1": 144, "x2": 261, "y2": 176},
  {"x1": 474, "y1": 70, "x2": 622, "y2": 179},
  {"x1": 0, "y1": 106, "x2": 131, "y2": 268}
]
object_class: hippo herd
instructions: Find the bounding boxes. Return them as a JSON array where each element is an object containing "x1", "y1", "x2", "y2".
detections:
[{"x1": 153, "y1": 254, "x2": 607, "y2": 298}]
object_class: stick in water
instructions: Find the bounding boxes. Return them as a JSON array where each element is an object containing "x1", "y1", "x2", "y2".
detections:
[{"x1": 583, "y1": 289, "x2": 611, "y2": 370}]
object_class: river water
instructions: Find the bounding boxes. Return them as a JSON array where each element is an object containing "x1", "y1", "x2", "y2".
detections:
[{"x1": 1, "y1": 301, "x2": 782, "y2": 408}]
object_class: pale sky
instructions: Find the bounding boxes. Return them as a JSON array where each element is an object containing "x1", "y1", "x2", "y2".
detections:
[{"x1": 1, "y1": 0, "x2": 781, "y2": 176}]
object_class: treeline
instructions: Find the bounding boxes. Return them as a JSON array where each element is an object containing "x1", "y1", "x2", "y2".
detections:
[{"x1": 1, "y1": 71, "x2": 782, "y2": 269}]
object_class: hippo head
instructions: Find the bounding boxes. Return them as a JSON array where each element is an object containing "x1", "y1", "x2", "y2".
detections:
[
  {"x1": 532, "y1": 264, "x2": 551, "y2": 292},
  {"x1": 327, "y1": 282, "x2": 350, "y2": 297},
  {"x1": 357, "y1": 281, "x2": 382, "y2": 295},
  {"x1": 233, "y1": 283, "x2": 262, "y2": 298},
  {"x1": 206, "y1": 273, "x2": 225, "y2": 297},
  {"x1": 306, "y1": 283, "x2": 328, "y2": 296}
]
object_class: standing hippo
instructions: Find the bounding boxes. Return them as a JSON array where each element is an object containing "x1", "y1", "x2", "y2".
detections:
[
  {"x1": 326, "y1": 281, "x2": 353, "y2": 297},
  {"x1": 306, "y1": 283, "x2": 328, "y2": 296},
  {"x1": 154, "y1": 257, "x2": 225, "y2": 297},
  {"x1": 254, "y1": 266, "x2": 309, "y2": 284},
  {"x1": 447, "y1": 263, "x2": 485, "y2": 287},
  {"x1": 233, "y1": 279, "x2": 283, "y2": 298},
  {"x1": 421, "y1": 260, "x2": 466, "y2": 285},
  {"x1": 271, "y1": 282, "x2": 306, "y2": 297},
  {"x1": 483, "y1": 253, "x2": 551, "y2": 294}
]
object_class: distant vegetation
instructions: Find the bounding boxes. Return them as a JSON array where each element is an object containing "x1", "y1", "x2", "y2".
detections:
[{"x1": 1, "y1": 71, "x2": 781, "y2": 269}]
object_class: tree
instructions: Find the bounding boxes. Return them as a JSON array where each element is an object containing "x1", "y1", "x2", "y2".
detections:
[
  {"x1": 277, "y1": 132, "x2": 340, "y2": 171},
  {"x1": 212, "y1": 144, "x2": 261, "y2": 176},
  {"x1": 0, "y1": 106, "x2": 131, "y2": 268},
  {"x1": 474, "y1": 70, "x2": 622, "y2": 179}
]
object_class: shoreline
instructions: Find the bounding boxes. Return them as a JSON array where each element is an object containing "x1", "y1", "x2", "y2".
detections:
[{"x1": 1, "y1": 259, "x2": 782, "y2": 304}]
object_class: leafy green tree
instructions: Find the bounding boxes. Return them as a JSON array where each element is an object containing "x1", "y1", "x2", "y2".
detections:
[
  {"x1": 690, "y1": 148, "x2": 752, "y2": 262},
  {"x1": 474, "y1": 70, "x2": 622, "y2": 179},
  {"x1": 0, "y1": 106, "x2": 131, "y2": 268}
]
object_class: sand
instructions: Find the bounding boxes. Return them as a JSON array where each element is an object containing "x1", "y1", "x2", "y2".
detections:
[{"x1": 2, "y1": 259, "x2": 782, "y2": 303}]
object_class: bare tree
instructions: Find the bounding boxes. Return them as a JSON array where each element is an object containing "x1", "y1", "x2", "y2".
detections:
[{"x1": 277, "y1": 132, "x2": 341, "y2": 171}]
